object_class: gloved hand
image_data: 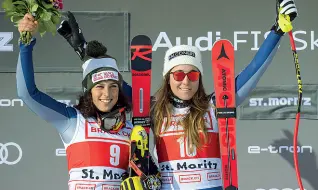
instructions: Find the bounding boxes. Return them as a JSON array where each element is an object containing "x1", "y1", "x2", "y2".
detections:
[
  {"x1": 271, "y1": 0, "x2": 298, "y2": 35},
  {"x1": 57, "y1": 11, "x2": 87, "y2": 60},
  {"x1": 120, "y1": 175, "x2": 146, "y2": 190},
  {"x1": 120, "y1": 173, "x2": 162, "y2": 190}
]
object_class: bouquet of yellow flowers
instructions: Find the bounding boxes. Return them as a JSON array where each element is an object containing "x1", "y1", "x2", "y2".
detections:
[{"x1": 2, "y1": 0, "x2": 63, "y2": 45}]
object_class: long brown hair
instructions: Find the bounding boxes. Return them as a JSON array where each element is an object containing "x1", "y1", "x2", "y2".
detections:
[{"x1": 152, "y1": 73, "x2": 210, "y2": 153}]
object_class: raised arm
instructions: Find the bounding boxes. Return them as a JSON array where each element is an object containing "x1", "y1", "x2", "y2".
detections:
[
  {"x1": 16, "y1": 14, "x2": 77, "y2": 143},
  {"x1": 235, "y1": 30, "x2": 281, "y2": 106},
  {"x1": 234, "y1": 0, "x2": 298, "y2": 106}
]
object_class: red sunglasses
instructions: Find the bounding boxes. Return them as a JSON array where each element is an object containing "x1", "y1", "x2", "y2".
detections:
[{"x1": 170, "y1": 70, "x2": 200, "y2": 82}]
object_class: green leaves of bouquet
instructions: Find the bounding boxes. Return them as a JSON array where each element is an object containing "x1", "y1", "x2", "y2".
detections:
[{"x1": 2, "y1": 0, "x2": 62, "y2": 45}]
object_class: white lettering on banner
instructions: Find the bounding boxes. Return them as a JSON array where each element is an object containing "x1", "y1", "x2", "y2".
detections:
[
  {"x1": 0, "y1": 32, "x2": 13, "y2": 52},
  {"x1": 248, "y1": 145, "x2": 313, "y2": 154},
  {"x1": 251, "y1": 31, "x2": 262, "y2": 51},
  {"x1": 311, "y1": 31, "x2": 318, "y2": 50},
  {"x1": 0, "y1": 99, "x2": 80, "y2": 107},
  {"x1": 0, "y1": 142, "x2": 23, "y2": 165},
  {"x1": 234, "y1": 31, "x2": 248, "y2": 50},
  {"x1": 249, "y1": 97, "x2": 311, "y2": 107},
  {"x1": 55, "y1": 148, "x2": 66, "y2": 156},
  {"x1": 294, "y1": 31, "x2": 308, "y2": 50},
  {"x1": 0, "y1": 99, "x2": 23, "y2": 107},
  {"x1": 153, "y1": 32, "x2": 221, "y2": 51},
  {"x1": 152, "y1": 30, "x2": 318, "y2": 51}
]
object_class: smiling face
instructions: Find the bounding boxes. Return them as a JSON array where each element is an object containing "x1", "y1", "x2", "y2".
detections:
[
  {"x1": 169, "y1": 64, "x2": 200, "y2": 100},
  {"x1": 91, "y1": 80, "x2": 119, "y2": 112}
]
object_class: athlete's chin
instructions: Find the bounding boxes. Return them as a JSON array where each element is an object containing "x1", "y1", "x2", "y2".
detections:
[
  {"x1": 96, "y1": 104, "x2": 114, "y2": 113},
  {"x1": 175, "y1": 92, "x2": 195, "y2": 101}
]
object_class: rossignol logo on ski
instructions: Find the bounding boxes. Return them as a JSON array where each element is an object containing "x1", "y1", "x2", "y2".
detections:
[
  {"x1": 131, "y1": 45, "x2": 152, "y2": 61},
  {"x1": 131, "y1": 35, "x2": 152, "y2": 72}
]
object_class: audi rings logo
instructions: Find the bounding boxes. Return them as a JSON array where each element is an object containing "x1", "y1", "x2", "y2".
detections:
[{"x1": 0, "y1": 142, "x2": 22, "y2": 165}]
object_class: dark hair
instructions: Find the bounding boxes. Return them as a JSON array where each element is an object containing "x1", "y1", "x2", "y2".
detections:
[
  {"x1": 74, "y1": 88, "x2": 131, "y2": 118},
  {"x1": 75, "y1": 40, "x2": 131, "y2": 117}
]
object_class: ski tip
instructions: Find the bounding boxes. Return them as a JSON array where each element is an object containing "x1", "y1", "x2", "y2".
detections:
[
  {"x1": 211, "y1": 38, "x2": 235, "y2": 60},
  {"x1": 212, "y1": 39, "x2": 234, "y2": 47},
  {"x1": 131, "y1": 35, "x2": 152, "y2": 45}
]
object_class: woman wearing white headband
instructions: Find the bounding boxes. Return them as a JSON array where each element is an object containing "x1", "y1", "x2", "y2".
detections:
[{"x1": 151, "y1": 0, "x2": 298, "y2": 189}]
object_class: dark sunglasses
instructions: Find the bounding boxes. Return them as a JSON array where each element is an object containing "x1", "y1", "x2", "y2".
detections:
[{"x1": 170, "y1": 70, "x2": 200, "y2": 82}]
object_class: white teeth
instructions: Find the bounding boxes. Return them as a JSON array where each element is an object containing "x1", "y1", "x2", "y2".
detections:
[
  {"x1": 100, "y1": 99, "x2": 111, "y2": 103},
  {"x1": 179, "y1": 88, "x2": 190, "y2": 91}
]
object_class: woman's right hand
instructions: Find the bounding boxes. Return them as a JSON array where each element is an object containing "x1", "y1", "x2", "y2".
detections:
[{"x1": 18, "y1": 13, "x2": 38, "y2": 36}]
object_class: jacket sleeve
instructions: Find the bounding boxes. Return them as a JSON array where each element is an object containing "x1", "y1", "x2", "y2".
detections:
[{"x1": 16, "y1": 38, "x2": 78, "y2": 143}]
